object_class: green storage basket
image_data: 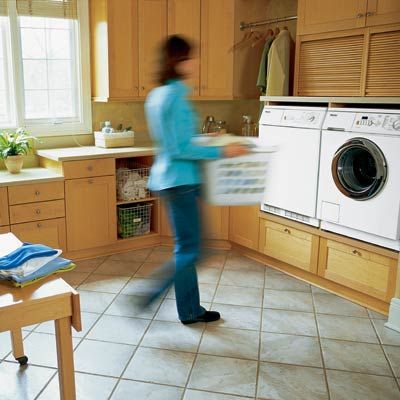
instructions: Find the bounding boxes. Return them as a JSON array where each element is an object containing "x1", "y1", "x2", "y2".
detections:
[{"x1": 117, "y1": 203, "x2": 152, "y2": 238}]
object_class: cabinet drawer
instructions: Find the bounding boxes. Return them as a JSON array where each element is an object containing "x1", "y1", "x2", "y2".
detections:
[
  {"x1": 11, "y1": 218, "x2": 66, "y2": 250},
  {"x1": 259, "y1": 219, "x2": 319, "y2": 273},
  {"x1": 9, "y1": 200, "x2": 65, "y2": 224},
  {"x1": 8, "y1": 181, "x2": 64, "y2": 205},
  {"x1": 318, "y1": 238, "x2": 397, "y2": 301},
  {"x1": 0, "y1": 187, "x2": 9, "y2": 226},
  {"x1": 63, "y1": 158, "x2": 115, "y2": 179}
]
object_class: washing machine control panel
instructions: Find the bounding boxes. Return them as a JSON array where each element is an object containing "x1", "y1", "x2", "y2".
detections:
[
  {"x1": 353, "y1": 113, "x2": 400, "y2": 135},
  {"x1": 259, "y1": 107, "x2": 326, "y2": 129}
]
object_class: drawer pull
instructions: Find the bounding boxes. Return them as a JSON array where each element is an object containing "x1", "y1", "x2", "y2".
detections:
[
  {"x1": 87, "y1": 165, "x2": 93, "y2": 172},
  {"x1": 356, "y1": 13, "x2": 365, "y2": 18},
  {"x1": 35, "y1": 190, "x2": 40, "y2": 196},
  {"x1": 352, "y1": 249, "x2": 362, "y2": 256},
  {"x1": 88, "y1": 179, "x2": 93, "y2": 184},
  {"x1": 284, "y1": 228, "x2": 291, "y2": 234},
  {"x1": 37, "y1": 223, "x2": 42, "y2": 228},
  {"x1": 35, "y1": 209, "x2": 41, "y2": 215},
  {"x1": 366, "y1": 11, "x2": 374, "y2": 17}
]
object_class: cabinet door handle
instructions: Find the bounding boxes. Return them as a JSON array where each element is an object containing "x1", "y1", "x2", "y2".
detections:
[
  {"x1": 141, "y1": 86, "x2": 145, "y2": 91},
  {"x1": 88, "y1": 179, "x2": 93, "y2": 184},
  {"x1": 87, "y1": 165, "x2": 93, "y2": 172},
  {"x1": 352, "y1": 249, "x2": 362, "y2": 256},
  {"x1": 35, "y1": 209, "x2": 41, "y2": 215},
  {"x1": 284, "y1": 228, "x2": 291, "y2": 234},
  {"x1": 356, "y1": 13, "x2": 365, "y2": 18},
  {"x1": 366, "y1": 12, "x2": 374, "y2": 17},
  {"x1": 37, "y1": 223, "x2": 42, "y2": 228},
  {"x1": 35, "y1": 190, "x2": 40, "y2": 196}
]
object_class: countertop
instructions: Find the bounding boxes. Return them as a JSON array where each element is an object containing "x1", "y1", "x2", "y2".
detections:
[
  {"x1": 260, "y1": 96, "x2": 400, "y2": 104},
  {"x1": 0, "y1": 168, "x2": 64, "y2": 187},
  {"x1": 37, "y1": 146, "x2": 155, "y2": 162}
]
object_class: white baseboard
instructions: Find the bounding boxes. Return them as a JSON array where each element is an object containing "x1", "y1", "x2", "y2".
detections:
[{"x1": 385, "y1": 298, "x2": 400, "y2": 333}]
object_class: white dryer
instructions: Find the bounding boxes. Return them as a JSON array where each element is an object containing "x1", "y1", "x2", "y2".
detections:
[
  {"x1": 259, "y1": 106, "x2": 327, "y2": 226},
  {"x1": 317, "y1": 109, "x2": 400, "y2": 250}
]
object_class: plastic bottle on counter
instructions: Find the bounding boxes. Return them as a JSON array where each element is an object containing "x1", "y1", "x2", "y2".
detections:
[
  {"x1": 101, "y1": 121, "x2": 114, "y2": 134},
  {"x1": 241, "y1": 115, "x2": 257, "y2": 137}
]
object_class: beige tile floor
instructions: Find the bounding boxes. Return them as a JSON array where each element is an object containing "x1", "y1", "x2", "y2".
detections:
[{"x1": 1, "y1": 246, "x2": 400, "y2": 399}]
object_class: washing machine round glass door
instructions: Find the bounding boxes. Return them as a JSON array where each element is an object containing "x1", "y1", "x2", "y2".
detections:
[{"x1": 331, "y1": 138, "x2": 387, "y2": 200}]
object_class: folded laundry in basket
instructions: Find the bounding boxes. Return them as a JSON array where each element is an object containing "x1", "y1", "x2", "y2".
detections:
[{"x1": 0, "y1": 257, "x2": 75, "y2": 288}]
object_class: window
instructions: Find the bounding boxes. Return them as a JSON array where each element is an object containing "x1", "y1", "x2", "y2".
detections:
[{"x1": 0, "y1": 0, "x2": 91, "y2": 136}]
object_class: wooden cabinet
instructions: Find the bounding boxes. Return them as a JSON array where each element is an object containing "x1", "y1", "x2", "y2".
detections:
[
  {"x1": 9, "y1": 200, "x2": 65, "y2": 225},
  {"x1": 318, "y1": 237, "x2": 397, "y2": 302},
  {"x1": 229, "y1": 205, "x2": 259, "y2": 250},
  {"x1": 90, "y1": 0, "x2": 166, "y2": 100},
  {"x1": 65, "y1": 176, "x2": 117, "y2": 251},
  {"x1": 138, "y1": 0, "x2": 167, "y2": 97},
  {"x1": 366, "y1": 0, "x2": 400, "y2": 26},
  {"x1": 201, "y1": 204, "x2": 229, "y2": 240},
  {"x1": 297, "y1": 0, "x2": 367, "y2": 35},
  {"x1": 167, "y1": 0, "x2": 201, "y2": 96},
  {"x1": 11, "y1": 219, "x2": 66, "y2": 250},
  {"x1": 0, "y1": 187, "x2": 9, "y2": 226},
  {"x1": 259, "y1": 216, "x2": 319, "y2": 274},
  {"x1": 8, "y1": 181, "x2": 64, "y2": 205},
  {"x1": 63, "y1": 158, "x2": 115, "y2": 179},
  {"x1": 0, "y1": 226, "x2": 10, "y2": 234}
]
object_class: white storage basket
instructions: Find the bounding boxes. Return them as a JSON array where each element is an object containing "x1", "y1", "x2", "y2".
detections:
[{"x1": 202, "y1": 147, "x2": 275, "y2": 205}]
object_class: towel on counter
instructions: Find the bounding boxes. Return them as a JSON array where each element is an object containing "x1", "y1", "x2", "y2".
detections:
[
  {"x1": 256, "y1": 36, "x2": 274, "y2": 94},
  {"x1": 0, "y1": 257, "x2": 76, "y2": 288}
]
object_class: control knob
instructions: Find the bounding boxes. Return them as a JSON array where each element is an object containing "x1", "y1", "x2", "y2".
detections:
[
  {"x1": 305, "y1": 113, "x2": 315, "y2": 122},
  {"x1": 393, "y1": 119, "x2": 400, "y2": 131}
]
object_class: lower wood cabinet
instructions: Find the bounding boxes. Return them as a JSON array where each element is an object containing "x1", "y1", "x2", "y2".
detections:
[
  {"x1": 318, "y1": 238, "x2": 397, "y2": 301},
  {"x1": 0, "y1": 225, "x2": 10, "y2": 234},
  {"x1": 229, "y1": 205, "x2": 260, "y2": 250},
  {"x1": 0, "y1": 187, "x2": 9, "y2": 226},
  {"x1": 65, "y1": 176, "x2": 117, "y2": 251},
  {"x1": 11, "y1": 218, "x2": 66, "y2": 251},
  {"x1": 259, "y1": 217, "x2": 319, "y2": 274}
]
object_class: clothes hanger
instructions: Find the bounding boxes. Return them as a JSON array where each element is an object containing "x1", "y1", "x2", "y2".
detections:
[
  {"x1": 251, "y1": 27, "x2": 273, "y2": 48},
  {"x1": 229, "y1": 29, "x2": 254, "y2": 53},
  {"x1": 274, "y1": 17, "x2": 280, "y2": 35}
]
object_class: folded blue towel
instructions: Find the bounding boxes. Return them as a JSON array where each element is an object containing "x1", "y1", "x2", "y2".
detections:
[
  {"x1": 0, "y1": 257, "x2": 72, "y2": 283},
  {"x1": 0, "y1": 243, "x2": 59, "y2": 270}
]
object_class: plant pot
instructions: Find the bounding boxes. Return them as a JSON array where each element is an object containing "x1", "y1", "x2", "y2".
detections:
[{"x1": 4, "y1": 155, "x2": 24, "y2": 174}]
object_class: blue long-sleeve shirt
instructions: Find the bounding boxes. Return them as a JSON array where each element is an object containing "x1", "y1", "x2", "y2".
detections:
[{"x1": 145, "y1": 79, "x2": 222, "y2": 191}]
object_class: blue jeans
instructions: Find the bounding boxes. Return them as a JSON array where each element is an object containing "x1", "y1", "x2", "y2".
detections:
[{"x1": 152, "y1": 185, "x2": 205, "y2": 321}]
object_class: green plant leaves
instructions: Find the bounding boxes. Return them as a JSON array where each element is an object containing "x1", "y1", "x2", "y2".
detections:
[{"x1": 0, "y1": 128, "x2": 36, "y2": 159}]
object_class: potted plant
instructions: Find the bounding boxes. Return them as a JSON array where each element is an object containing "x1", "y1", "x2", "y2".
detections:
[{"x1": 0, "y1": 128, "x2": 35, "y2": 174}]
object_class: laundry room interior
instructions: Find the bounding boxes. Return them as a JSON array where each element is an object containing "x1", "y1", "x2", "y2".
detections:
[{"x1": 0, "y1": 0, "x2": 400, "y2": 399}]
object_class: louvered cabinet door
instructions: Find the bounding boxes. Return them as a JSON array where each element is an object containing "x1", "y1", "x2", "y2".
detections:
[
  {"x1": 296, "y1": 34, "x2": 364, "y2": 96},
  {"x1": 365, "y1": 28, "x2": 400, "y2": 96}
]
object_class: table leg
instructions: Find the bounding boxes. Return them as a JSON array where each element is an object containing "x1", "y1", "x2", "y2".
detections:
[
  {"x1": 55, "y1": 317, "x2": 76, "y2": 400},
  {"x1": 10, "y1": 329, "x2": 28, "y2": 365}
]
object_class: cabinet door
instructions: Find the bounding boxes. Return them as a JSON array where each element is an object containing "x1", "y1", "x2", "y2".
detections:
[
  {"x1": 200, "y1": 0, "x2": 234, "y2": 98},
  {"x1": 295, "y1": 33, "x2": 364, "y2": 96},
  {"x1": 297, "y1": 0, "x2": 367, "y2": 35},
  {"x1": 11, "y1": 218, "x2": 66, "y2": 251},
  {"x1": 318, "y1": 238, "x2": 397, "y2": 301},
  {"x1": 0, "y1": 226, "x2": 10, "y2": 234},
  {"x1": 229, "y1": 205, "x2": 259, "y2": 250},
  {"x1": 201, "y1": 203, "x2": 229, "y2": 240},
  {"x1": 366, "y1": 0, "x2": 400, "y2": 26},
  {"x1": 365, "y1": 27, "x2": 400, "y2": 96},
  {"x1": 167, "y1": 0, "x2": 201, "y2": 96},
  {"x1": 138, "y1": 0, "x2": 167, "y2": 97},
  {"x1": 259, "y1": 219, "x2": 319, "y2": 273},
  {"x1": 0, "y1": 187, "x2": 9, "y2": 226},
  {"x1": 108, "y1": 0, "x2": 139, "y2": 99},
  {"x1": 65, "y1": 176, "x2": 117, "y2": 251}
]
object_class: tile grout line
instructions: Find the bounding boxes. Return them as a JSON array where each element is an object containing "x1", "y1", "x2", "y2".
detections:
[{"x1": 310, "y1": 287, "x2": 332, "y2": 400}]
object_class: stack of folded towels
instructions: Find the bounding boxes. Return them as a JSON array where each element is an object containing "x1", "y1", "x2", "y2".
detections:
[{"x1": 0, "y1": 233, "x2": 75, "y2": 287}]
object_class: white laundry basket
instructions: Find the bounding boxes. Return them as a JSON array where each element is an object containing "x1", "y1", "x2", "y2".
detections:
[{"x1": 202, "y1": 146, "x2": 276, "y2": 206}]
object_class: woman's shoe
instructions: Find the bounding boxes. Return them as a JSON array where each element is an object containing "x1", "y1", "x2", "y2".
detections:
[{"x1": 181, "y1": 310, "x2": 221, "y2": 325}]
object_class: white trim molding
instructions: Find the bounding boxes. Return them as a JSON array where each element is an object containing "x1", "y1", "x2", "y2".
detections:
[{"x1": 386, "y1": 298, "x2": 400, "y2": 333}]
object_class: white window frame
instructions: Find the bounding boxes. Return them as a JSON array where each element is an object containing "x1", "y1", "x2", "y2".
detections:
[{"x1": 3, "y1": 0, "x2": 91, "y2": 137}]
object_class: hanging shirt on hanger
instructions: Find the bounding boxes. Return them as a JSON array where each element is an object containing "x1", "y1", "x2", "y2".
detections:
[
  {"x1": 266, "y1": 29, "x2": 291, "y2": 96},
  {"x1": 256, "y1": 36, "x2": 274, "y2": 94}
]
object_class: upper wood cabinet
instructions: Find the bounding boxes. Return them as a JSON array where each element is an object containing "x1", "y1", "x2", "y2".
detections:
[
  {"x1": 229, "y1": 205, "x2": 259, "y2": 251},
  {"x1": 0, "y1": 187, "x2": 9, "y2": 226},
  {"x1": 298, "y1": 0, "x2": 400, "y2": 35},
  {"x1": 366, "y1": 0, "x2": 400, "y2": 26},
  {"x1": 138, "y1": 0, "x2": 167, "y2": 97},
  {"x1": 167, "y1": 0, "x2": 201, "y2": 96},
  {"x1": 298, "y1": 0, "x2": 367, "y2": 35},
  {"x1": 90, "y1": 0, "x2": 166, "y2": 101}
]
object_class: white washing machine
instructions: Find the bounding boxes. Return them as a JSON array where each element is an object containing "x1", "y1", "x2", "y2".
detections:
[
  {"x1": 317, "y1": 109, "x2": 400, "y2": 250},
  {"x1": 259, "y1": 106, "x2": 327, "y2": 227}
]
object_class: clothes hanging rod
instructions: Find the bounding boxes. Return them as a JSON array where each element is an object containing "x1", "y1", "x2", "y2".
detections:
[{"x1": 240, "y1": 15, "x2": 297, "y2": 31}]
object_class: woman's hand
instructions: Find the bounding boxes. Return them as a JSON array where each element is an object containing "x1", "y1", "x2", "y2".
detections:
[{"x1": 222, "y1": 143, "x2": 250, "y2": 158}]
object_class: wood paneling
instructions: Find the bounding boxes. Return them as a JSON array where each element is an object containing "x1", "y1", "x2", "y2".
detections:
[
  {"x1": 0, "y1": 226, "x2": 10, "y2": 234},
  {"x1": 296, "y1": 33, "x2": 364, "y2": 96},
  {"x1": 0, "y1": 187, "x2": 9, "y2": 226},
  {"x1": 11, "y1": 218, "x2": 66, "y2": 251},
  {"x1": 365, "y1": 28, "x2": 400, "y2": 96},
  {"x1": 201, "y1": 204, "x2": 229, "y2": 240},
  {"x1": 229, "y1": 205, "x2": 259, "y2": 250}
]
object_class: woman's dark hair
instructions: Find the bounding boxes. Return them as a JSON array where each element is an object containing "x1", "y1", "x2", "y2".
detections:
[{"x1": 157, "y1": 35, "x2": 192, "y2": 85}]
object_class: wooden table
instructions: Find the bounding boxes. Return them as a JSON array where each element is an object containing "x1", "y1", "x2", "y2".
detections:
[{"x1": 0, "y1": 277, "x2": 82, "y2": 400}]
